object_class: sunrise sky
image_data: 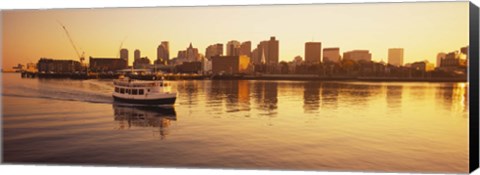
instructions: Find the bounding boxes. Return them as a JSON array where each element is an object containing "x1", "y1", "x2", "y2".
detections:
[{"x1": 1, "y1": 1, "x2": 469, "y2": 69}]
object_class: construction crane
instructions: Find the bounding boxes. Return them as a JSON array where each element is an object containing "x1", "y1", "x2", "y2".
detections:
[{"x1": 57, "y1": 20, "x2": 85, "y2": 64}]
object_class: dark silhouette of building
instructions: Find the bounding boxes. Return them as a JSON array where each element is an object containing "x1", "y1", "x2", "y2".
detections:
[
  {"x1": 211, "y1": 55, "x2": 250, "y2": 74},
  {"x1": 176, "y1": 61, "x2": 202, "y2": 73},
  {"x1": 134, "y1": 49, "x2": 141, "y2": 61},
  {"x1": 89, "y1": 57, "x2": 127, "y2": 72},
  {"x1": 343, "y1": 50, "x2": 372, "y2": 62},
  {"x1": 205, "y1": 43, "x2": 223, "y2": 59},
  {"x1": 156, "y1": 41, "x2": 169, "y2": 65},
  {"x1": 120, "y1": 49, "x2": 129, "y2": 64},
  {"x1": 37, "y1": 58, "x2": 82, "y2": 73},
  {"x1": 133, "y1": 57, "x2": 151, "y2": 69},
  {"x1": 305, "y1": 42, "x2": 322, "y2": 64}
]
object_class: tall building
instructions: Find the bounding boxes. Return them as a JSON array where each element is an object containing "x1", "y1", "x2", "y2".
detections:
[
  {"x1": 205, "y1": 43, "x2": 223, "y2": 59},
  {"x1": 267, "y1": 36, "x2": 279, "y2": 65},
  {"x1": 251, "y1": 48, "x2": 260, "y2": 64},
  {"x1": 240, "y1": 41, "x2": 252, "y2": 57},
  {"x1": 388, "y1": 48, "x2": 404, "y2": 66},
  {"x1": 323, "y1": 47, "x2": 340, "y2": 63},
  {"x1": 120, "y1": 48, "x2": 128, "y2": 64},
  {"x1": 305, "y1": 42, "x2": 322, "y2": 64},
  {"x1": 343, "y1": 50, "x2": 372, "y2": 62},
  {"x1": 254, "y1": 36, "x2": 279, "y2": 65},
  {"x1": 176, "y1": 43, "x2": 200, "y2": 63},
  {"x1": 227, "y1": 40, "x2": 241, "y2": 56},
  {"x1": 156, "y1": 41, "x2": 170, "y2": 65},
  {"x1": 134, "y1": 49, "x2": 141, "y2": 61},
  {"x1": 161, "y1": 41, "x2": 170, "y2": 60}
]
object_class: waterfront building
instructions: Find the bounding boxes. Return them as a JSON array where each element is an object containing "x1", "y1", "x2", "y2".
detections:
[
  {"x1": 388, "y1": 48, "x2": 404, "y2": 66},
  {"x1": 38, "y1": 58, "x2": 83, "y2": 73},
  {"x1": 176, "y1": 61, "x2": 202, "y2": 73},
  {"x1": 323, "y1": 48, "x2": 341, "y2": 63},
  {"x1": 436, "y1": 52, "x2": 446, "y2": 68},
  {"x1": 211, "y1": 55, "x2": 250, "y2": 74},
  {"x1": 343, "y1": 50, "x2": 372, "y2": 62},
  {"x1": 439, "y1": 51, "x2": 467, "y2": 73},
  {"x1": 411, "y1": 60, "x2": 435, "y2": 72},
  {"x1": 89, "y1": 57, "x2": 128, "y2": 72},
  {"x1": 305, "y1": 42, "x2": 321, "y2": 64}
]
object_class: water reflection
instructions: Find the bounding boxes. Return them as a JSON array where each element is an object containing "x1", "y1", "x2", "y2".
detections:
[
  {"x1": 253, "y1": 81, "x2": 278, "y2": 116},
  {"x1": 435, "y1": 83, "x2": 468, "y2": 113},
  {"x1": 320, "y1": 83, "x2": 339, "y2": 109},
  {"x1": 303, "y1": 82, "x2": 320, "y2": 112},
  {"x1": 113, "y1": 104, "x2": 177, "y2": 139},
  {"x1": 386, "y1": 85, "x2": 403, "y2": 110}
]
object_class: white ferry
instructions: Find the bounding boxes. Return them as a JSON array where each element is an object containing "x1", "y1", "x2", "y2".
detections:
[{"x1": 112, "y1": 76, "x2": 177, "y2": 105}]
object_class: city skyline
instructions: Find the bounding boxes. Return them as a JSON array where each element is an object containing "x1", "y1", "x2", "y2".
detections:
[{"x1": 2, "y1": 2, "x2": 469, "y2": 69}]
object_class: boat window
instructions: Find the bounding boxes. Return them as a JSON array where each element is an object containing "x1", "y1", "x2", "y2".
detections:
[
  {"x1": 115, "y1": 87, "x2": 119, "y2": 93},
  {"x1": 160, "y1": 82, "x2": 163, "y2": 87},
  {"x1": 139, "y1": 89, "x2": 144, "y2": 95},
  {"x1": 132, "y1": 89, "x2": 138, "y2": 95},
  {"x1": 120, "y1": 88, "x2": 125, "y2": 94},
  {"x1": 126, "y1": 89, "x2": 131, "y2": 94}
]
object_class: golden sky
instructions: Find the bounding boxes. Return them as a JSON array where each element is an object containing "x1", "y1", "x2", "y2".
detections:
[{"x1": 1, "y1": 1, "x2": 469, "y2": 69}]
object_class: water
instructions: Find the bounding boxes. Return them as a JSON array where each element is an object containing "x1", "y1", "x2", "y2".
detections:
[{"x1": 1, "y1": 73, "x2": 469, "y2": 173}]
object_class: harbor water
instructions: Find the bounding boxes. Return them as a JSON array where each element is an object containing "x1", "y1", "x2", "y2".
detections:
[{"x1": 1, "y1": 73, "x2": 469, "y2": 173}]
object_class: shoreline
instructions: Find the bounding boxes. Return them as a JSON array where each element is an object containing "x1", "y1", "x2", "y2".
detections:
[{"x1": 7, "y1": 72, "x2": 467, "y2": 83}]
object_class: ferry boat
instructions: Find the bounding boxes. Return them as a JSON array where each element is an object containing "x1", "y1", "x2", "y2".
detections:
[{"x1": 112, "y1": 76, "x2": 177, "y2": 105}]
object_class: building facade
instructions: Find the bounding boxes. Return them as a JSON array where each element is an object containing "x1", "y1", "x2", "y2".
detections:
[
  {"x1": 211, "y1": 55, "x2": 250, "y2": 74},
  {"x1": 388, "y1": 48, "x2": 404, "y2": 66},
  {"x1": 305, "y1": 42, "x2": 321, "y2": 64},
  {"x1": 343, "y1": 50, "x2": 372, "y2": 62},
  {"x1": 89, "y1": 57, "x2": 128, "y2": 72},
  {"x1": 37, "y1": 58, "x2": 82, "y2": 73},
  {"x1": 323, "y1": 47, "x2": 341, "y2": 63}
]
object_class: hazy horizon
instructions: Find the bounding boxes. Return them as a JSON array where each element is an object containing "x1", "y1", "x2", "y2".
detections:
[{"x1": 1, "y1": 1, "x2": 469, "y2": 69}]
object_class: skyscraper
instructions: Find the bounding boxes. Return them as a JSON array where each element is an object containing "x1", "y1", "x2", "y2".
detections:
[
  {"x1": 156, "y1": 42, "x2": 170, "y2": 65},
  {"x1": 388, "y1": 48, "x2": 404, "y2": 66},
  {"x1": 120, "y1": 48, "x2": 128, "y2": 61},
  {"x1": 134, "y1": 49, "x2": 141, "y2": 61},
  {"x1": 323, "y1": 48, "x2": 340, "y2": 63},
  {"x1": 305, "y1": 42, "x2": 322, "y2": 64},
  {"x1": 227, "y1": 40, "x2": 241, "y2": 56},
  {"x1": 251, "y1": 37, "x2": 279, "y2": 65},
  {"x1": 240, "y1": 41, "x2": 252, "y2": 57},
  {"x1": 206, "y1": 43, "x2": 223, "y2": 59}
]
